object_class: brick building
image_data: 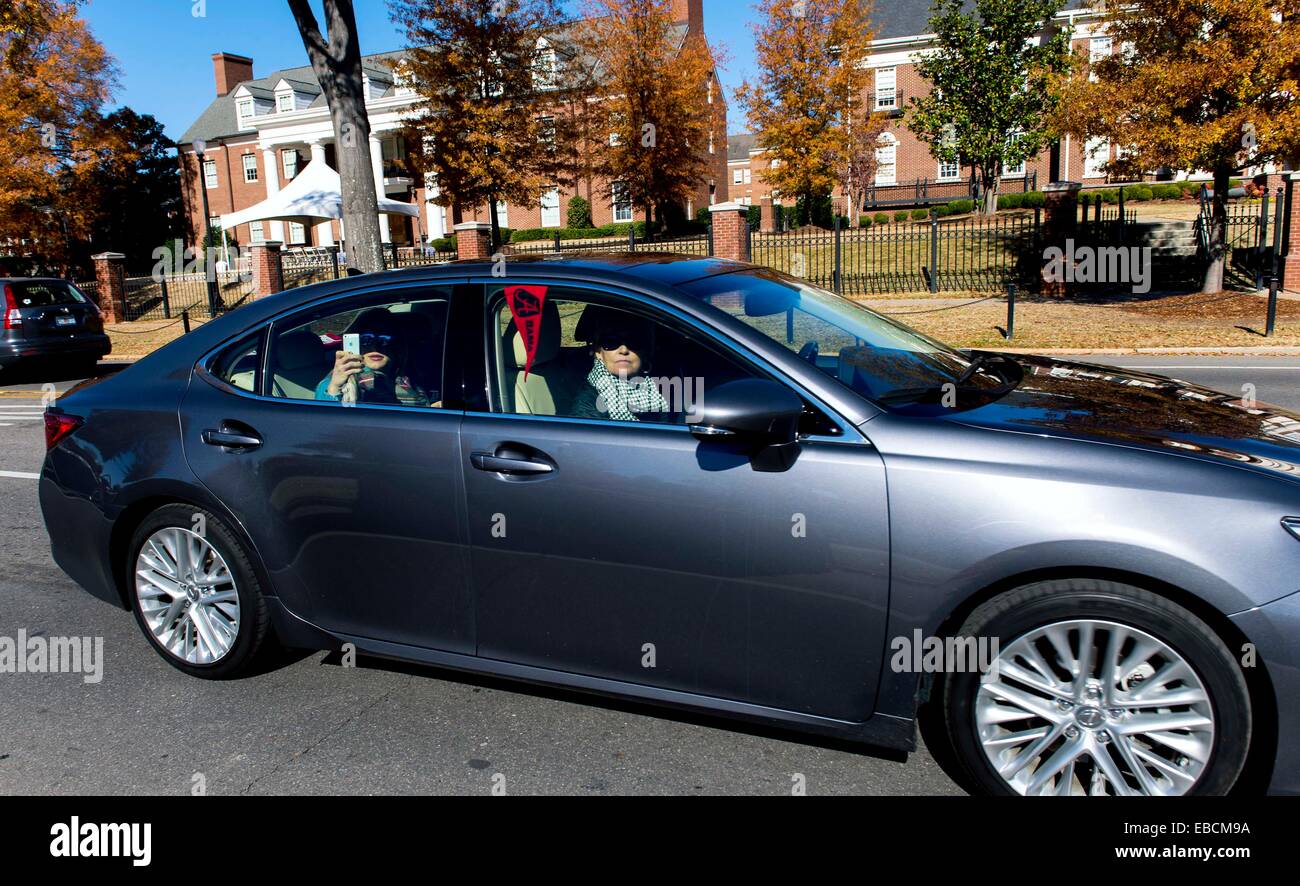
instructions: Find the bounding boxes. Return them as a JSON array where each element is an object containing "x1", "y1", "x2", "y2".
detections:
[
  {"x1": 177, "y1": 0, "x2": 726, "y2": 251},
  {"x1": 732, "y1": 0, "x2": 1282, "y2": 218}
]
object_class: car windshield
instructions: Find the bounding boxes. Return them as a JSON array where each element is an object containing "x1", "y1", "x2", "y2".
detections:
[
  {"x1": 678, "y1": 267, "x2": 1005, "y2": 404},
  {"x1": 7, "y1": 281, "x2": 87, "y2": 307}
]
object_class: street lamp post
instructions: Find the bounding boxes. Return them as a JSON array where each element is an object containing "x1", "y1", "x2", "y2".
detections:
[{"x1": 192, "y1": 139, "x2": 222, "y2": 317}]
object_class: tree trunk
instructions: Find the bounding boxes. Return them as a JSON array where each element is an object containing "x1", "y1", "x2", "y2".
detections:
[
  {"x1": 1201, "y1": 165, "x2": 1230, "y2": 293},
  {"x1": 488, "y1": 197, "x2": 502, "y2": 251},
  {"x1": 979, "y1": 168, "x2": 1000, "y2": 215},
  {"x1": 288, "y1": 0, "x2": 384, "y2": 274}
]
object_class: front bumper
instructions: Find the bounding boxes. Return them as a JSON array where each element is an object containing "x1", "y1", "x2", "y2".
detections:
[{"x1": 1230, "y1": 589, "x2": 1300, "y2": 794}]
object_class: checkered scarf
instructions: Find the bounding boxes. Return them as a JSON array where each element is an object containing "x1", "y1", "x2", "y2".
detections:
[{"x1": 588, "y1": 356, "x2": 669, "y2": 421}]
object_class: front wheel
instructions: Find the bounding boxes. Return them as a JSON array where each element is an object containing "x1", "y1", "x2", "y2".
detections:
[
  {"x1": 942, "y1": 579, "x2": 1251, "y2": 796},
  {"x1": 127, "y1": 504, "x2": 274, "y2": 679}
]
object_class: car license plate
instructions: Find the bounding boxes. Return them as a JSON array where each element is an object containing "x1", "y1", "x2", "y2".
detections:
[{"x1": 55, "y1": 316, "x2": 76, "y2": 326}]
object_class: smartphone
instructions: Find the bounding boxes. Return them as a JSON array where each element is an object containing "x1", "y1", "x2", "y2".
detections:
[{"x1": 343, "y1": 333, "x2": 360, "y2": 355}]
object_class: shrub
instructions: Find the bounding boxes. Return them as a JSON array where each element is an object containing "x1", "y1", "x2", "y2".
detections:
[
  {"x1": 894, "y1": 209, "x2": 910, "y2": 222},
  {"x1": 1022, "y1": 191, "x2": 1046, "y2": 208},
  {"x1": 997, "y1": 192, "x2": 1023, "y2": 210},
  {"x1": 911, "y1": 208, "x2": 929, "y2": 220},
  {"x1": 746, "y1": 204, "x2": 761, "y2": 228},
  {"x1": 1150, "y1": 184, "x2": 1181, "y2": 200},
  {"x1": 858, "y1": 215, "x2": 873, "y2": 228},
  {"x1": 567, "y1": 196, "x2": 592, "y2": 229},
  {"x1": 1125, "y1": 184, "x2": 1153, "y2": 201},
  {"x1": 430, "y1": 237, "x2": 456, "y2": 253},
  {"x1": 946, "y1": 199, "x2": 974, "y2": 215},
  {"x1": 695, "y1": 206, "x2": 711, "y2": 224},
  {"x1": 873, "y1": 212, "x2": 890, "y2": 225}
]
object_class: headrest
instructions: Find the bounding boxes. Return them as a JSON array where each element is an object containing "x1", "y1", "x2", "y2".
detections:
[
  {"x1": 277, "y1": 328, "x2": 329, "y2": 371},
  {"x1": 574, "y1": 303, "x2": 652, "y2": 345},
  {"x1": 502, "y1": 300, "x2": 561, "y2": 370}
]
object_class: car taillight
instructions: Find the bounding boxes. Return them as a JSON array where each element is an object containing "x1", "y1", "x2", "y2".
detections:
[
  {"x1": 3, "y1": 284, "x2": 21, "y2": 329},
  {"x1": 44, "y1": 412, "x2": 83, "y2": 450}
]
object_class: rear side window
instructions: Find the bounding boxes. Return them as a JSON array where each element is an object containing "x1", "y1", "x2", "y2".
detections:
[
  {"x1": 8, "y1": 281, "x2": 87, "y2": 307},
  {"x1": 210, "y1": 332, "x2": 262, "y2": 394}
]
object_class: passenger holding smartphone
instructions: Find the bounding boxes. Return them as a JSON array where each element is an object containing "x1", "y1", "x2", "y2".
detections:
[{"x1": 315, "y1": 309, "x2": 438, "y2": 407}]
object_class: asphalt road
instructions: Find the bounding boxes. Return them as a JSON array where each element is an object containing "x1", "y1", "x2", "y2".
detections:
[{"x1": 3, "y1": 356, "x2": 1299, "y2": 795}]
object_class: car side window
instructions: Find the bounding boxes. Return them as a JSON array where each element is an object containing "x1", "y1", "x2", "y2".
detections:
[
  {"x1": 270, "y1": 291, "x2": 450, "y2": 408},
  {"x1": 487, "y1": 284, "x2": 761, "y2": 425},
  {"x1": 210, "y1": 331, "x2": 262, "y2": 393}
]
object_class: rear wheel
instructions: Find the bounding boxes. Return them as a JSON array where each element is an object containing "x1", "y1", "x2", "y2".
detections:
[
  {"x1": 127, "y1": 504, "x2": 273, "y2": 679},
  {"x1": 943, "y1": 579, "x2": 1251, "y2": 796}
]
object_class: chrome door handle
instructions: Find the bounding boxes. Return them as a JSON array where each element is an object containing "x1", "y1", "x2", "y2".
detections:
[
  {"x1": 202, "y1": 428, "x2": 262, "y2": 450},
  {"x1": 470, "y1": 452, "x2": 554, "y2": 474}
]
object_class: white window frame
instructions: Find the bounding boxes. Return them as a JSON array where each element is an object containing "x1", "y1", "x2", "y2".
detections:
[
  {"x1": 242, "y1": 153, "x2": 258, "y2": 183},
  {"x1": 1089, "y1": 37, "x2": 1112, "y2": 82},
  {"x1": 288, "y1": 222, "x2": 306, "y2": 245},
  {"x1": 875, "y1": 66, "x2": 897, "y2": 110},
  {"x1": 612, "y1": 181, "x2": 633, "y2": 222},
  {"x1": 203, "y1": 159, "x2": 218, "y2": 190},
  {"x1": 282, "y1": 149, "x2": 298, "y2": 181},
  {"x1": 494, "y1": 200, "x2": 508, "y2": 228},
  {"x1": 250, "y1": 221, "x2": 265, "y2": 243},
  {"x1": 540, "y1": 186, "x2": 561, "y2": 228},
  {"x1": 937, "y1": 158, "x2": 960, "y2": 182},
  {"x1": 875, "y1": 133, "x2": 897, "y2": 185},
  {"x1": 237, "y1": 99, "x2": 254, "y2": 125},
  {"x1": 1083, "y1": 137, "x2": 1110, "y2": 178},
  {"x1": 277, "y1": 92, "x2": 295, "y2": 113}
]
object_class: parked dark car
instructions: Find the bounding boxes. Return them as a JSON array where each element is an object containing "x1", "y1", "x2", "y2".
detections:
[
  {"x1": 38, "y1": 255, "x2": 1300, "y2": 796},
  {"x1": 1, "y1": 278, "x2": 110, "y2": 374}
]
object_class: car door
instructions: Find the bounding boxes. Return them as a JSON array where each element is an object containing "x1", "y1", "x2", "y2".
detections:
[
  {"x1": 459, "y1": 278, "x2": 891, "y2": 722},
  {"x1": 179, "y1": 281, "x2": 475, "y2": 653}
]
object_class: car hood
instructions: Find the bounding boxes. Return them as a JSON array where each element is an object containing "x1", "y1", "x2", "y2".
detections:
[{"x1": 951, "y1": 354, "x2": 1300, "y2": 480}]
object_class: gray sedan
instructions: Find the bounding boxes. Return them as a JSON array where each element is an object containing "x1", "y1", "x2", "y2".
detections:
[{"x1": 38, "y1": 255, "x2": 1300, "y2": 795}]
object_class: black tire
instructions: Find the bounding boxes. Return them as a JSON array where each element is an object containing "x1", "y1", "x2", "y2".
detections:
[
  {"x1": 942, "y1": 579, "x2": 1251, "y2": 796},
  {"x1": 127, "y1": 503, "x2": 275, "y2": 679}
]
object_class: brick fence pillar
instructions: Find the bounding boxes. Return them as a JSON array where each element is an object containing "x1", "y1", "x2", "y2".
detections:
[
  {"x1": 1040, "y1": 181, "x2": 1082, "y2": 296},
  {"x1": 760, "y1": 196, "x2": 776, "y2": 234},
  {"x1": 454, "y1": 222, "x2": 493, "y2": 260},
  {"x1": 91, "y1": 252, "x2": 127, "y2": 323},
  {"x1": 250, "y1": 241, "x2": 284, "y2": 299},
  {"x1": 1283, "y1": 172, "x2": 1300, "y2": 293},
  {"x1": 709, "y1": 202, "x2": 750, "y2": 263}
]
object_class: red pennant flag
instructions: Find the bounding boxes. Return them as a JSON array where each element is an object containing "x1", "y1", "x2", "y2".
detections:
[{"x1": 504, "y1": 285, "x2": 548, "y2": 379}]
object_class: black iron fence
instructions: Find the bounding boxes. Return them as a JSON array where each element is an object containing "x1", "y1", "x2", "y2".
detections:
[
  {"x1": 122, "y1": 271, "x2": 255, "y2": 321},
  {"x1": 860, "y1": 171, "x2": 1038, "y2": 210},
  {"x1": 502, "y1": 228, "x2": 712, "y2": 258},
  {"x1": 751, "y1": 212, "x2": 1042, "y2": 295}
]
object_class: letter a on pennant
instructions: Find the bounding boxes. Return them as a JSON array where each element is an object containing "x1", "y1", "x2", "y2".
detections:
[{"x1": 504, "y1": 285, "x2": 548, "y2": 379}]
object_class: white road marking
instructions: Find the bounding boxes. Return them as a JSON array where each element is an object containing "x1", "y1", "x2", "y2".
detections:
[{"x1": 0, "y1": 470, "x2": 39, "y2": 480}]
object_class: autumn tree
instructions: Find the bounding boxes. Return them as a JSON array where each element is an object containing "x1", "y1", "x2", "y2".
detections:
[
  {"x1": 288, "y1": 0, "x2": 386, "y2": 273},
  {"x1": 907, "y1": 0, "x2": 1071, "y2": 215},
  {"x1": 737, "y1": 0, "x2": 877, "y2": 227},
  {"x1": 0, "y1": 0, "x2": 118, "y2": 274},
  {"x1": 1058, "y1": 0, "x2": 1300, "y2": 293},
  {"x1": 578, "y1": 0, "x2": 722, "y2": 232},
  {"x1": 390, "y1": 0, "x2": 566, "y2": 249}
]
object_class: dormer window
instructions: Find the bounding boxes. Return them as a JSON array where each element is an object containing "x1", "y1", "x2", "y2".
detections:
[
  {"x1": 237, "y1": 99, "x2": 254, "y2": 124},
  {"x1": 277, "y1": 92, "x2": 294, "y2": 113}
]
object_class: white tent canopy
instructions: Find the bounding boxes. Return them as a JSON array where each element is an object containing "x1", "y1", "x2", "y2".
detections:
[{"x1": 219, "y1": 159, "x2": 419, "y2": 231}]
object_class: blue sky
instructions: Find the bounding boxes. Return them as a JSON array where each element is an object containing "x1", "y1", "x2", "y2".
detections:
[{"x1": 80, "y1": 0, "x2": 760, "y2": 141}]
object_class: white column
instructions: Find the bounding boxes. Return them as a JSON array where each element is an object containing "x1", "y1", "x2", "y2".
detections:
[
  {"x1": 370, "y1": 134, "x2": 391, "y2": 244},
  {"x1": 307, "y1": 141, "x2": 334, "y2": 248},
  {"x1": 262, "y1": 148, "x2": 284, "y2": 242},
  {"x1": 426, "y1": 180, "x2": 445, "y2": 240}
]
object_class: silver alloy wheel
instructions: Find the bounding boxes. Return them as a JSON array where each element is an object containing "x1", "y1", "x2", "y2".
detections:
[
  {"x1": 975, "y1": 619, "x2": 1215, "y2": 796},
  {"x1": 135, "y1": 527, "x2": 240, "y2": 665}
]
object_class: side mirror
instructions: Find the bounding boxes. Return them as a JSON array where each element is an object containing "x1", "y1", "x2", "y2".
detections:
[{"x1": 688, "y1": 379, "x2": 804, "y2": 471}]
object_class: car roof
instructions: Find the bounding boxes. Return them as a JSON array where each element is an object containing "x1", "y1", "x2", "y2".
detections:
[
  {"x1": 409, "y1": 253, "x2": 748, "y2": 287},
  {"x1": 0, "y1": 277, "x2": 73, "y2": 284}
]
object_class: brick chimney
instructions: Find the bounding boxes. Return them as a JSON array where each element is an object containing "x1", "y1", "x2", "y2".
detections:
[
  {"x1": 212, "y1": 52, "x2": 254, "y2": 97},
  {"x1": 671, "y1": 0, "x2": 703, "y2": 33}
]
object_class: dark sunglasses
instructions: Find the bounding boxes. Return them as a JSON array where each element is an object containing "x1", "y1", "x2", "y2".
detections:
[
  {"x1": 596, "y1": 331, "x2": 645, "y2": 352},
  {"x1": 356, "y1": 333, "x2": 396, "y2": 352}
]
